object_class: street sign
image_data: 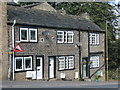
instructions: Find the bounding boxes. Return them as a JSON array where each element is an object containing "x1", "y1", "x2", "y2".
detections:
[{"x1": 13, "y1": 44, "x2": 23, "y2": 52}]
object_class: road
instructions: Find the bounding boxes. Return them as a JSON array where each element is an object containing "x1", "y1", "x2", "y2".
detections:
[{"x1": 0, "y1": 80, "x2": 119, "y2": 88}]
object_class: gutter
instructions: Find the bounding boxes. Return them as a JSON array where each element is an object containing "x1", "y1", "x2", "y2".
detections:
[{"x1": 7, "y1": 21, "x2": 105, "y2": 33}]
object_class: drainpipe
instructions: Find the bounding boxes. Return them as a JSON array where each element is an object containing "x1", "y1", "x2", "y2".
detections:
[
  {"x1": 78, "y1": 29, "x2": 82, "y2": 80},
  {"x1": 8, "y1": 47, "x2": 12, "y2": 80},
  {"x1": 12, "y1": 20, "x2": 16, "y2": 80},
  {"x1": 88, "y1": 31, "x2": 90, "y2": 78}
]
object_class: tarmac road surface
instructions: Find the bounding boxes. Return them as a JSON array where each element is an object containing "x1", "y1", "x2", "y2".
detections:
[{"x1": 1, "y1": 80, "x2": 119, "y2": 88}]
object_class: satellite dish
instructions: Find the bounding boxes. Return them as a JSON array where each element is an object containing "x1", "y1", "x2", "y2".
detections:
[{"x1": 42, "y1": 31, "x2": 50, "y2": 36}]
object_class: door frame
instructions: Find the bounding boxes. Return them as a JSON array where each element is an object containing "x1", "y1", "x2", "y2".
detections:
[
  {"x1": 48, "y1": 56, "x2": 56, "y2": 79},
  {"x1": 36, "y1": 55, "x2": 44, "y2": 79}
]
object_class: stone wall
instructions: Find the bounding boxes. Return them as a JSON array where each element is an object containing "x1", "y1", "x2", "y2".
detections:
[
  {"x1": 89, "y1": 33, "x2": 105, "y2": 81},
  {"x1": 0, "y1": 1, "x2": 8, "y2": 80},
  {"x1": 8, "y1": 25, "x2": 80, "y2": 80},
  {"x1": 8, "y1": 25, "x2": 105, "y2": 81}
]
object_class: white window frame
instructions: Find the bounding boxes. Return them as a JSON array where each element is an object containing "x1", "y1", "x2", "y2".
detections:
[
  {"x1": 15, "y1": 57, "x2": 24, "y2": 71},
  {"x1": 65, "y1": 57, "x2": 69, "y2": 69},
  {"x1": 90, "y1": 56, "x2": 100, "y2": 68},
  {"x1": 57, "y1": 31, "x2": 64, "y2": 43},
  {"x1": 58, "y1": 56, "x2": 74, "y2": 70},
  {"x1": 68, "y1": 56, "x2": 74, "y2": 69},
  {"x1": 20, "y1": 28, "x2": 29, "y2": 42},
  {"x1": 89, "y1": 33, "x2": 99, "y2": 45},
  {"x1": 59, "y1": 56, "x2": 65, "y2": 70},
  {"x1": 67, "y1": 31, "x2": 74, "y2": 43},
  {"x1": 29, "y1": 28, "x2": 37, "y2": 42},
  {"x1": 57, "y1": 31, "x2": 74, "y2": 44},
  {"x1": 24, "y1": 56, "x2": 33, "y2": 70}
]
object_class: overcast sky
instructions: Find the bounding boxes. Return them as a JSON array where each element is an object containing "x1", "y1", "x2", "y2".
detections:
[{"x1": 114, "y1": 0, "x2": 120, "y2": 4}]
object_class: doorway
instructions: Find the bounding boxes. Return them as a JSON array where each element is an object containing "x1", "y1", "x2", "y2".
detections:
[
  {"x1": 82, "y1": 58, "x2": 88, "y2": 78},
  {"x1": 36, "y1": 57, "x2": 43, "y2": 79},
  {"x1": 48, "y1": 57, "x2": 56, "y2": 79}
]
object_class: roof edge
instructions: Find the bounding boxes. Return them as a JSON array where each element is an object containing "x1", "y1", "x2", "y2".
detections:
[{"x1": 7, "y1": 21, "x2": 105, "y2": 33}]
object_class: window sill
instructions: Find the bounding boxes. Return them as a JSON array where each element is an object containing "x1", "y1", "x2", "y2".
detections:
[
  {"x1": 19, "y1": 41, "x2": 38, "y2": 43},
  {"x1": 90, "y1": 67, "x2": 100, "y2": 69},
  {"x1": 15, "y1": 69, "x2": 34, "y2": 72},
  {"x1": 58, "y1": 68, "x2": 75, "y2": 71}
]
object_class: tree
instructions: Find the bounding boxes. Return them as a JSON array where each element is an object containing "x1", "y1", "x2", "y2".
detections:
[{"x1": 54, "y1": 2, "x2": 117, "y2": 34}]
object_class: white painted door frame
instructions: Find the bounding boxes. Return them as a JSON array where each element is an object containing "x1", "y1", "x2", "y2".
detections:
[
  {"x1": 49, "y1": 57, "x2": 55, "y2": 79},
  {"x1": 36, "y1": 57, "x2": 43, "y2": 79}
]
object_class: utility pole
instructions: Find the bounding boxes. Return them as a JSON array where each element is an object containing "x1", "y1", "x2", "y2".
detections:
[{"x1": 105, "y1": 21, "x2": 109, "y2": 81}]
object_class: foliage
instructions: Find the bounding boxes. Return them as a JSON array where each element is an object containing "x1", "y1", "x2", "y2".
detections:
[
  {"x1": 108, "y1": 68, "x2": 119, "y2": 80},
  {"x1": 108, "y1": 39, "x2": 120, "y2": 69},
  {"x1": 54, "y1": 2, "x2": 117, "y2": 32}
]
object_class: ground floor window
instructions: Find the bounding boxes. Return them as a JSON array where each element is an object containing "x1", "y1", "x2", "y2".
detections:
[
  {"x1": 24, "y1": 57, "x2": 32, "y2": 70},
  {"x1": 15, "y1": 56, "x2": 32, "y2": 71},
  {"x1": 15, "y1": 57, "x2": 23, "y2": 71},
  {"x1": 58, "y1": 56, "x2": 74, "y2": 70},
  {"x1": 90, "y1": 55, "x2": 99, "y2": 68}
]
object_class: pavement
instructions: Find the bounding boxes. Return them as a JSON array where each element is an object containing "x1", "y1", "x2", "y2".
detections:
[{"x1": 0, "y1": 80, "x2": 119, "y2": 88}]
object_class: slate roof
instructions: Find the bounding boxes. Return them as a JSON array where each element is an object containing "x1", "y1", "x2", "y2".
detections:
[{"x1": 7, "y1": 5, "x2": 104, "y2": 32}]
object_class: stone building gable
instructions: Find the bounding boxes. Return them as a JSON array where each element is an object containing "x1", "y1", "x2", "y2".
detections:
[{"x1": 30, "y1": 2, "x2": 57, "y2": 12}]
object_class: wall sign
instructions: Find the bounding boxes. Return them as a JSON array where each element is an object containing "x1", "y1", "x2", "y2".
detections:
[{"x1": 14, "y1": 44, "x2": 23, "y2": 52}]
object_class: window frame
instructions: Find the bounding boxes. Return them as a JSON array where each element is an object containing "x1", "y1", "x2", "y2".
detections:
[
  {"x1": 57, "y1": 31, "x2": 74, "y2": 44},
  {"x1": 89, "y1": 33, "x2": 100, "y2": 45},
  {"x1": 24, "y1": 56, "x2": 33, "y2": 70},
  {"x1": 58, "y1": 56, "x2": 74, "y2": 70},
  {"x1": 15, "y1": 57, "x2": 24, "y2": 71},
  {"x1": 15, "y1": 56, "x2": 33, "y2": 71},
  {"x1": 58, "y1": 56, "x2": 65, "y2": 70},
  {"x1": 29, "y1": 28, "x2": 38, "y2": 42},
  {"x1": 68, "y1": 56, "x2": 74, "y2": 69},
  {"x1": 20, "y1": 28, "x2": 29, "y2": 42},
  {"x1": 57, "y1": 31, "x2": 64, "y2": 43},
  {"x1": 67, "y1": 31, "x2": 74, "y2": 43},
  {"x1": 90, "y1": 55, "x2": 100, "y2": 68}
]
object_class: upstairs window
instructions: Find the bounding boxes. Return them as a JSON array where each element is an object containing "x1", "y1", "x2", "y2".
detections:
[
  {"x1": 20, "y1": 28, "x2": 37, "y2": 42},
  {"x1": 29, "y1": 29, "x2": 37, "y2": 42},
  {"x1": 89, "y1": 33, "x2": 99, "y2": 45},
  {"x1": 20, "y1": 28, "x2": 28, "y2": 42},
  {"x1": 57, "y1": 31, "x2": 74, "y2": 43}
]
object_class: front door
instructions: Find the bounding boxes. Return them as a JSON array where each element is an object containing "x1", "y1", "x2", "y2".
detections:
[
  {"x1": 82, "y1": 58, "x2": 88, "y2": 78},
  {"x1": 36, "y1": 57, "x2": 43, "y2": 79},
  {"x1": 49, "y1": 57, "x2": 55, "y2": 79}
]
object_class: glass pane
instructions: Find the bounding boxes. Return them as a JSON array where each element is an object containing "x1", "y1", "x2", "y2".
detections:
[
  {"x1": 59, "y1": 61, "x2": 64, "y2": 69},
  {"x1": 36, "y1": 59, "x2": 40, "y2": 67},
  {"x1": 21, "y1": 30, "x2": 27, "y2": 40},
  {"x1": 16, "y1": 58, "x2": 22, "y2": 69},
  {"x1": 25, "y1": 58, "x2": 31, "y2": 68},
  {"x1": 30, "y1": 30, "x2": 36, "y2": 40}
]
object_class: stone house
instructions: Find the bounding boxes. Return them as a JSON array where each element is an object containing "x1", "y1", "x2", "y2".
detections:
[{"x1": 1, "y1": 2, "x2": 106, "y2": 81}]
